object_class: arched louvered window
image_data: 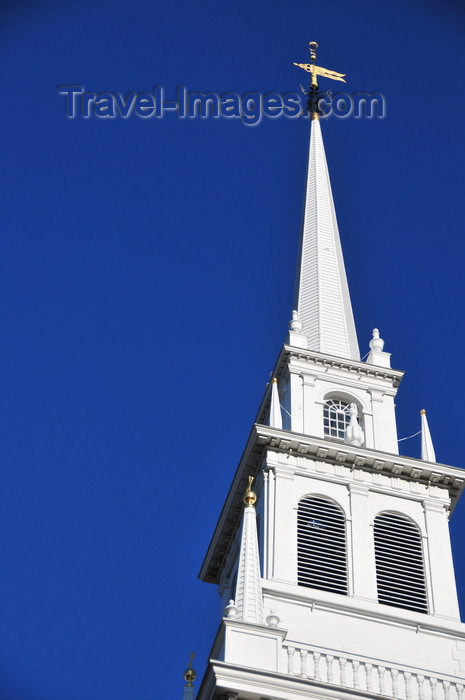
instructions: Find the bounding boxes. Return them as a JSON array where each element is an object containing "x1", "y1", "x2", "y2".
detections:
[
  {"x1": 323, "y1": 399, "x2": 350, "y2": 439},
  {"x1": 374, "y1": 512, "x2": 428, "y2": 613},
  {"x1": 297, "y1": 496, "x2": 347, "y2": 595}
]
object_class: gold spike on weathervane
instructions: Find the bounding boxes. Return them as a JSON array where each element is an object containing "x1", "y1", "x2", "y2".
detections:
[
  {"x1": 183, "y1": 652, "x2": 196, "y2": 687},
  {"x1": 294, "y1": 41, "x2": 346, "y2": 90},
  {"x1": 244, "y1": 476, "x2": 257, "y2": 506}
]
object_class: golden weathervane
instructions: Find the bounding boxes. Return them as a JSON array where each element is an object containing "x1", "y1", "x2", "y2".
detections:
[{"x1": 294, "y1": 41, "x2": 346, "y2": 89}]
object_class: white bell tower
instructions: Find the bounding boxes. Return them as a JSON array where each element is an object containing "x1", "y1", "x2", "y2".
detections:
[{"x1": 192, "y1": 45, "x2": 465, "y2": 700}]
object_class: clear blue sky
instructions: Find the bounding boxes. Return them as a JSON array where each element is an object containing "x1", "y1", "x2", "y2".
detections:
[{"x1": 2, "y1": 1, "x2": 465, "y2": 698}]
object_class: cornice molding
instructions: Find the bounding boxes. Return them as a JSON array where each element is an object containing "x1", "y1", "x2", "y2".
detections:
[
  {"x1": 255, "y1": 425, "x2": 464, "y2": 495},
  {"x1": 284, "y1": 345, "x2": 404, "y2": 387},
  {"x1": 199, "y1": 423, "x2": 465, "y2": 585}
]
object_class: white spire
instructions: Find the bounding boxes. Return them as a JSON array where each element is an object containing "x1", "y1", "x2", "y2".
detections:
[
  {"x1": 234, "y1": 479, "x2": 264, "y2": 624},
  {"x1": 182, "y1": 684, "x2": 195, "y2": 700},
  {"x1": 294, "y1": 116, "x2": 359, "y2": 361},
  {"x1": 420, "y1": 409, "x2": 436, "y2": 462},
  {"x1": 269, "y1": 378, "x2": 283, "y2": 429}
]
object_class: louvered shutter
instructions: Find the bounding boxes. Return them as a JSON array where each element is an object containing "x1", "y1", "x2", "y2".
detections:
[
  {"x1": 374, "y1": 512, "x2": 428, "y2": 613},
  {"x1": 297, "y1": 496, "x2": 347, "y2": 595}
]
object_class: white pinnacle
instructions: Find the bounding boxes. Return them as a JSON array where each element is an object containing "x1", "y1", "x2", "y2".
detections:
[
  {"x1": 269, "y1": 378, "x2": 283, "y2": 429},
  {"x1": 235, "y1": 486, "x2": 264, "y2": 625},
  {"x1": 294, "y1": 117, "x2": 359, "y2": 360},
  {"x1": 420, "y1": 409, "x2": 436, "y2": 463}
]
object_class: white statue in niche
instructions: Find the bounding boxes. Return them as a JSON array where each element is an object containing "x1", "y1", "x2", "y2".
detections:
[{"x1": 345, "y1": 403, "x2": 364, "y2": 447}]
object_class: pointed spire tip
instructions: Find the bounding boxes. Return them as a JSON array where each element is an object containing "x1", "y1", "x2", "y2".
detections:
[
  {"x1": 420, "y1": 408, "x2": 436, "y2": 462},
  {"x1": 269, "y1": 376, "x2": 283, "y2": 429}
]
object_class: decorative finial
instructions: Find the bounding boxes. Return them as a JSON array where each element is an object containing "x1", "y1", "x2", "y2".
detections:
[
  {"x1": 183, "y1": 652, "x2": 196, "y2": 687},
  {"x1": 244, "y1": 476, "x2": 257, "y2": 506},
  {"x1": 420, "y1": 409, "x2": 426, "y2": 415},
  {"x1": 225, "y1": 599, "x2": 239, "y2": 618},
  {"x1": 369, "y1": 328, "x2": 385, "y2": 353},
  {"x1": 289, "y1": 309, "x2": 303, "y2": 332},
  {"x1": 293, "y1": 41, "x2": 346, "y2": 116},
  {"x1": 266, "y1": 610, "x2": 280, "y2": 628},
  {"x1": 309, "y1": 41, "x2": 318, "y2": 62}
]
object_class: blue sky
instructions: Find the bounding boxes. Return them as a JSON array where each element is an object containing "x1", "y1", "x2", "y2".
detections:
[{"x1": 2, "y1": 1, "x2": 465, "y2": 698}]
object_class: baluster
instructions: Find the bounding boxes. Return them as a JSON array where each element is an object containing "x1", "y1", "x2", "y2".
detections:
[
  {"x1": 308, "y1": 651, "x2": 315, "y2": 679},
  {"x1": 300, "y1": 649, "x2": 308, "y2": 679},
  {"x1": 443, "y1": 680, "x2": 450, "y2": 699},
  {"x1": 378, "y1": 666, "x2": 386, "y2": 695},
  {"x1": 352, "y1": 660, "x2": 360, "y2": 689},
  {"x1": 366, "y1": 663, "x2": 373, "y2": 691},
  {"x1": 327, "y1": 655, "x2": 334, "y2": 683},
  {"x1": 391, "y1": 668, "x2": 399, "y2": 697},
  {"x1": 404, "y1": 671, "x2": 412, "y2": 700},
  {"x1": 431, "y1": 677, "x2": 438, "y2": 700},
  {"x1": 314, "y1": 652, "x2": 321, "y2": 681},
  {"x1": 417, "y1": 674, "x2": 425, "y2": 700},
  {"x1": 339, "y1": 657, "x2": 347, "y2": 687},
  {"x1": 287, "y1": 646, "x2": 295, "y2": 675},
  {"x1": 457, "y1": 683, "x2": 465, "y2": 699}
]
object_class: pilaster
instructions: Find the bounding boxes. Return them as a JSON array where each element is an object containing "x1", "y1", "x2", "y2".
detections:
[
  {"x1": 423, "y1": 499, "x2": 460, "y2": 621},
  {"x1": 289, "y1": 369, "x2": 304, "y2": 434},
  {"x1": 370, "y1": 389, "x2": 398, "y2": 454},
  {"x1": 270, "y1": 462, "x2": 296, "y2": 584},
  {"x1": 348, "y1": 483, "x2": 377, "y2": 602}
]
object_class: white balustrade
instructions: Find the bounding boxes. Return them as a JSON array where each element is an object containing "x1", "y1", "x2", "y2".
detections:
[{"x1": 282, "y1": 644, "x2": 464, "y2": 699}]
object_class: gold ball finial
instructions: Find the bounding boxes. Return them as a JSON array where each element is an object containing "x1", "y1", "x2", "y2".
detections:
[
  {"x1": 244, "y1": 475, "x2": 257, "y2": 505},
  {"x1": 184, "y1": 652, "x2": 196, "y2": 686},
  {"x1": 420, "y1": 409, "x2": 426, "y2": 415},
  {"x1": 309, "y1": 41, "x2": 318, "y2": 61}
]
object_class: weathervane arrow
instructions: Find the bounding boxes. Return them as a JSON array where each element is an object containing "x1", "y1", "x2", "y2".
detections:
[{"x1": 293, "y1": 62, "x2": 346, "y2": 83}]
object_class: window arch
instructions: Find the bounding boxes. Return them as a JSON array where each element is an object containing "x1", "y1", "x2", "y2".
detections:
[
  {"x1": 297, "y1": 496, "x2": 347, "y2": 595},
  {"x1": 323, "y1": 399, "x2": 351, "y2": 439},
  {"x1": 373, "y1": 512, "x2": 428, "y2": 613}
]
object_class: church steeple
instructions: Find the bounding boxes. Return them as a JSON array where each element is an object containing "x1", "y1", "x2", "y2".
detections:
[
  {"x1": 293, "y1": 42, "x2": 359, "y2": 361},
  {"x1": 293, "y1": 113, "x2": 359, "y2": 360},
  {"x1": 195, "y1": 44, "x2": 465, "y2": 700}
]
